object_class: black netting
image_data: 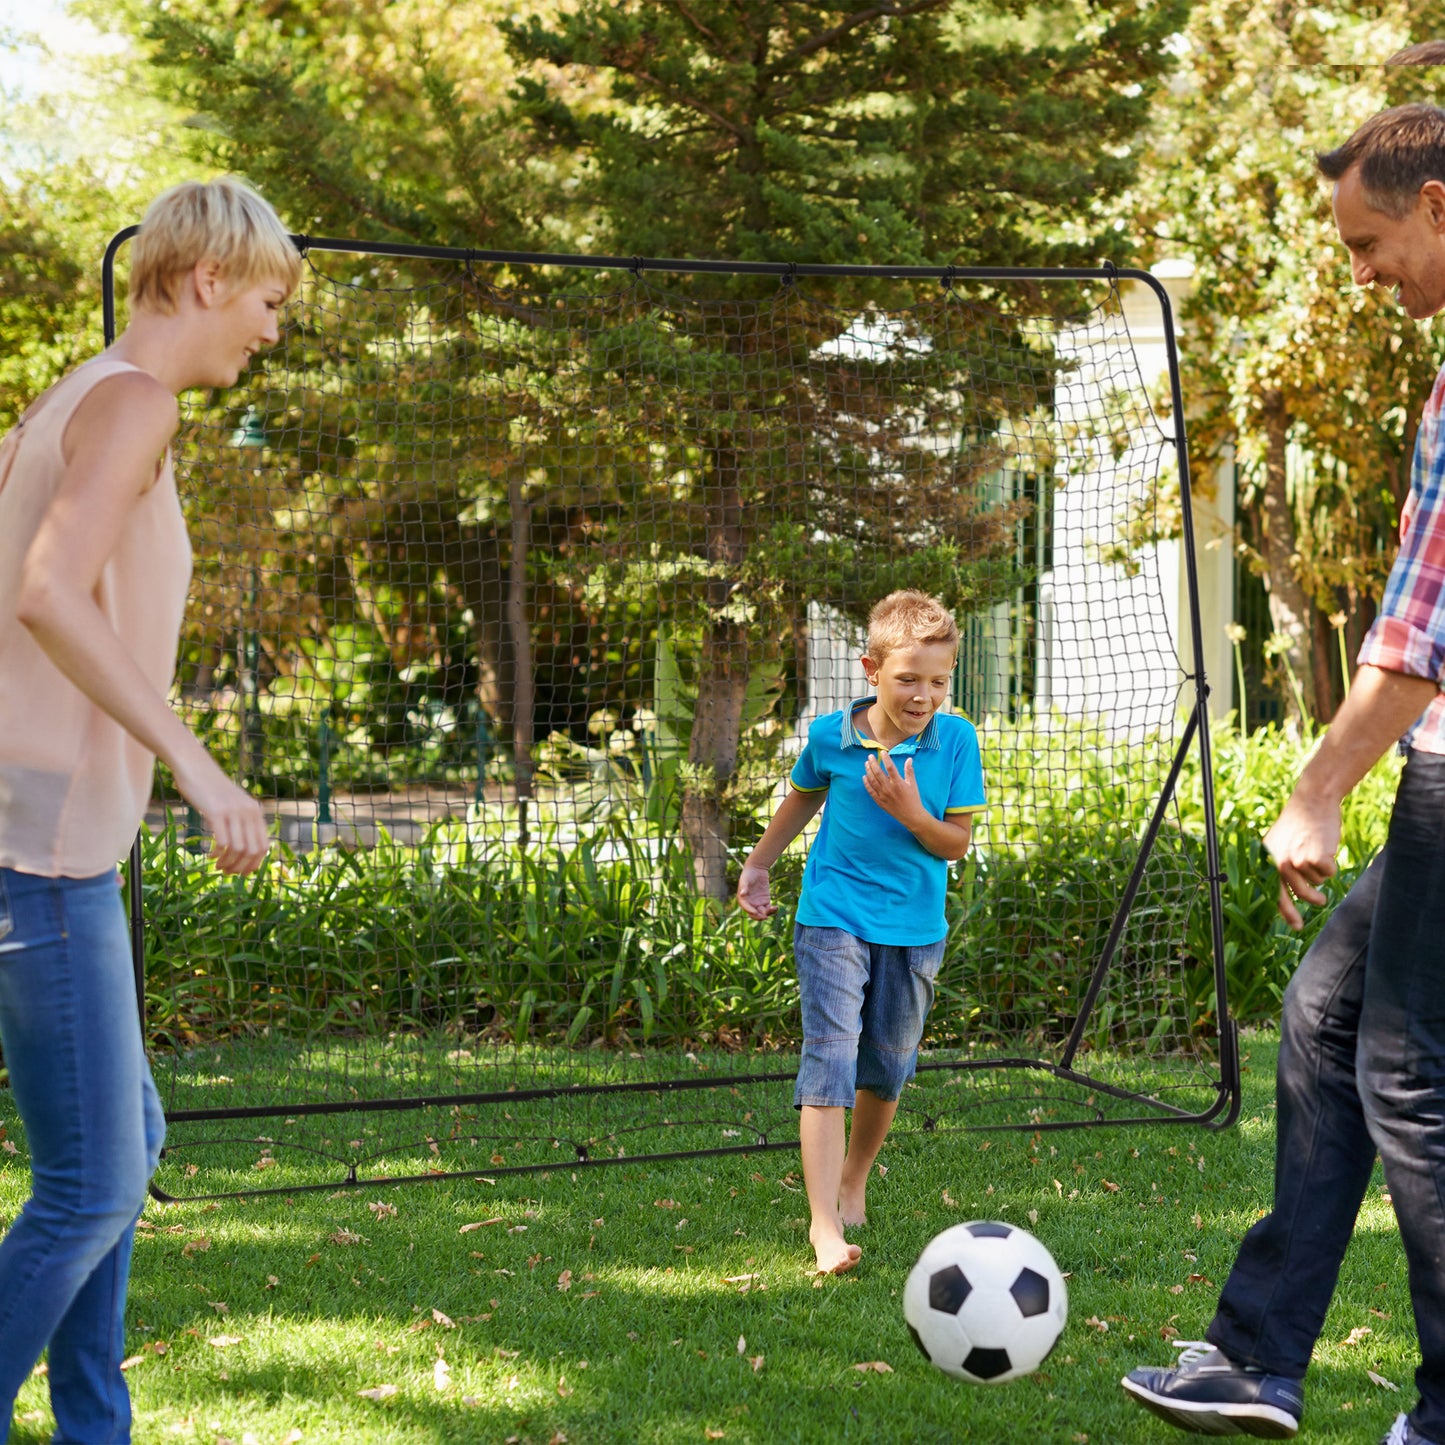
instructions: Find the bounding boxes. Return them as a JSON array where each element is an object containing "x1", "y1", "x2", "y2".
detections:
[{"x1": 112, "y1": 244, "x2": 1230, "y2": 1200}]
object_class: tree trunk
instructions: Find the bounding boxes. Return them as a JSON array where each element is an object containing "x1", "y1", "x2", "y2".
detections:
[
  {"x1": 680, "y1": 444, "x2": 749, "y2": 901},
  {"x1": 1258, "y1": 391, "x2": 1317, "y2": 724},
  {"x1": 508, "y1": 473, "x2": 535, "y2": 848},
  {"x1": 1311, "y1": 607, "x2": 1336, "y2": 721}
]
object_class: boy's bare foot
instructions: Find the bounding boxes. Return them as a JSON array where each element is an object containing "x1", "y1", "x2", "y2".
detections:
[
  {"x1": 810, "y1": 1223, "x2": 862, "y2": 1275},
  {"x1": 838, "y1": 1180, "x2": 867, "y2": 1228}
]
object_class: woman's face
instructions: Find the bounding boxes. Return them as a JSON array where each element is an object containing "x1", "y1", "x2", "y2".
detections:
[{"x1": 204, "y1": 275, "x2": 288, "y2": 387}]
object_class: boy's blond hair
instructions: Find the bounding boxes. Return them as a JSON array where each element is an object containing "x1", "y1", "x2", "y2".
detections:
[
  {"x1": 129, "y1": 178, "x2": 302, "y2": 314},
  {"x1": 865, "y1": 590, "x2": 959, "y2": 662}
]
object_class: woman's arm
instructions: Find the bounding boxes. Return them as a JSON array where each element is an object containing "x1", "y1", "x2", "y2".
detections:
[
  {"x1": 16, "y1": 372, "x2": 269, "y2": 874},
  {"x1": 736, "y1": 786, "x2": 828, "y2": 919}
]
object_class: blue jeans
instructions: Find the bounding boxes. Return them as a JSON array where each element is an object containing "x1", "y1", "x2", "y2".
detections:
[
  {"x1": 1207, "y1": 750, "x2": 1445, "y2": 1440},
  {"x1": 0, "y1": 867, "x2": 165, "y2": 1445},
  {"x1": 793, "y1": 924, "x2": 944, "y2": 1108}
]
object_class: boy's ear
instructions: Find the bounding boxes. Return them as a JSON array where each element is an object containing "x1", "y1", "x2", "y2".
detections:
[{"x1": 860, "y1": 652, "x2": 879, "y2": 684}]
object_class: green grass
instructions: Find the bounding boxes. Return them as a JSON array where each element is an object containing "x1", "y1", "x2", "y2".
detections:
[{"x1": 0, "y1": 1034, "x2": 1417, "y2": 1444}]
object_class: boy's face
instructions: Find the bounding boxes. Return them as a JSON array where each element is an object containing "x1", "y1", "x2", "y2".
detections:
[{"x1": 862, "y1": 640, "x2": 956, "y2": 740}]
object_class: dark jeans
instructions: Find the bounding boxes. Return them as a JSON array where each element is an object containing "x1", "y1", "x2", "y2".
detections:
[{"x1": 1207, "y1": 749, "x2": 1445, "y2": 1440}]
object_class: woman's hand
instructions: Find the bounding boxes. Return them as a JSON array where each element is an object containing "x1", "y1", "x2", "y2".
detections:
[{"x1": 171, "y1": 748, "x2": 270, "y2": 875}]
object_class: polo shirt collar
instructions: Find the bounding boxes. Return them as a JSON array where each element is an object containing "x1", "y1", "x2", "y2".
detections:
[{"x1": 840, "y1": 695, "x2": 941, "y2": 751}]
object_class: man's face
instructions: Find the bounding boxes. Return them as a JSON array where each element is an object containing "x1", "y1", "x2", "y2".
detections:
[{"x1": 1332, "y1": 165, "x2": 1445, "y2": 321}]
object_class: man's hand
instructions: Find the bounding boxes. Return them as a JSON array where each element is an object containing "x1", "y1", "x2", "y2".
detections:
[
  {"x1": 862, "y1": 751, "x2": 926, "y2": 827},
  {"x1": 736, "y1": 864, "x2": 776, "y2": 920},
  {"x1": 1263, "y1": 789, "x2": 1341, "y2": 931}
]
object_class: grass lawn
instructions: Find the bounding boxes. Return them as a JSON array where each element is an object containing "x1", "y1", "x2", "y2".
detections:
[{"x1": 0, "y1": 1032, "x2": 1416, "y2": 1445}]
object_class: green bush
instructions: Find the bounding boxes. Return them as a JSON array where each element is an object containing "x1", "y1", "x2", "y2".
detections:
[{"x1": 124, "y1": 713, "x2": 1399, "y2": 1060}]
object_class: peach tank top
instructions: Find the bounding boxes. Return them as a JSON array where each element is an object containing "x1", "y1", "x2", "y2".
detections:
[{"x1": 0, "y1": 358, "x2": 192, "y2": 877}]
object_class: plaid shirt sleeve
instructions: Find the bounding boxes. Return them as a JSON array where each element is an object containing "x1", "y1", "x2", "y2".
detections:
[{"x1": 1357, "y1": 364, "x2": 1445, "y2": 684}]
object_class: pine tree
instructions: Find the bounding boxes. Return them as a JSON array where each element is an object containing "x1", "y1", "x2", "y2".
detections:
[{"x1": 500, "y1": 0, "x2": 1189, "y2": 895}]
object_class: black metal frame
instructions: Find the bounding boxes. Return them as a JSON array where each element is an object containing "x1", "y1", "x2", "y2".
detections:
[{"x1": 102, "y1": 229, "x2": 1238, "y2": 1199}]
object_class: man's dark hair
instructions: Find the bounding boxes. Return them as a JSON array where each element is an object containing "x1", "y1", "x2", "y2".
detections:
[
  {"x1": 1388, "y1": 42, "x2": 1445, "y2": 65},
  {"x1": 1317, "y1": 103, "x2": 1445, "y2": 217}
]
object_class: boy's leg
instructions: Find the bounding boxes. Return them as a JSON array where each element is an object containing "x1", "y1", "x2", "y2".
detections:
[
  {"x1": 839, "y1": 1090, "x2": 899, "y2": 1226},
  {"x1": 799, "y1": 1106, "x2": 861, "y2": 1274},
  {"x1": 792, "y1": 925, "x2": 869, "y2": 1273},
  {"x1": 848, "y1": 939, "x2": 943, "y2": 1227}
]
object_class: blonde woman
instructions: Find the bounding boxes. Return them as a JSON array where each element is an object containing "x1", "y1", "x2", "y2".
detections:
[{"x1": 0, "y1": 178, "x2": 300, "y2": 1443}]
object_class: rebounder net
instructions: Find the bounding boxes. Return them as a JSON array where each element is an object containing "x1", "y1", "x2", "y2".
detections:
[{"x1": 100, "y1": 240, "x2": 1231, "y2": 1200}]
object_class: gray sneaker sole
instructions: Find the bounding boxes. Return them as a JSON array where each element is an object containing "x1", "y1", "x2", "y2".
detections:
[{"x1": 1120, "y1": 1374, "x2": 1300, "y2": 1439}]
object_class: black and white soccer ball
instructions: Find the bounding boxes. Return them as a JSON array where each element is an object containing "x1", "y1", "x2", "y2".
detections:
[{"x1": 903, "y1": 1220, "x2": 1068, "y2": 1384}]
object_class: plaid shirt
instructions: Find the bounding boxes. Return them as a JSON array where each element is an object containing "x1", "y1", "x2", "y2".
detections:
[{"x1": 1357, "y1": 362, "x2": 1445, "y2": 753}]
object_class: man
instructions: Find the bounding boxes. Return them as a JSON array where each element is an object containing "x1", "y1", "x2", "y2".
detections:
[{"x1": 1121, "y1": 104, "x2": 1445, "y2": 1445}]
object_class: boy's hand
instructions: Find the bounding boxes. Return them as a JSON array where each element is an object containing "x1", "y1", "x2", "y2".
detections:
[
  {"x1": 736, "y1": 864, "x2": 776, "y2": 919},
  {"x1": 862, "y1": 751, "x2": 926, "y2": 827}
]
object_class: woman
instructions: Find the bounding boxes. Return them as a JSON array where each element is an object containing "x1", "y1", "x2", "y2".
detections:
[{"x1": 0, "y1": 178, "x2": 300, "y2": 1443}]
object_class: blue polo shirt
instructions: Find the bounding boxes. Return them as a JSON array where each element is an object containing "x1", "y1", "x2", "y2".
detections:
[{"x1": 789, "y1": 699, "x2": 986, "y2": 946}]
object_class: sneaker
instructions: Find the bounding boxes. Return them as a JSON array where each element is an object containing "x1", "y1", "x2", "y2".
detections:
[
  {"x1": 1382, "y1": 1413, "x2": 1445, "y2": 1445},
  {"x1": 1120, "y1": 1341, "x2": 1304, "y2": 1438}
]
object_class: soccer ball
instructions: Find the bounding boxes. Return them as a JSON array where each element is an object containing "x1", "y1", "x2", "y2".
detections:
[{"x1": 903, "y1": 1220, "x2": 1068, "y2": 1384}]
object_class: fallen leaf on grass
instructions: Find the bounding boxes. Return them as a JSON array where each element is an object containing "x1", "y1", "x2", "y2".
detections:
[
  {"x1": 1368, "y1": 1371, "x2": 1399, "y2": 1391},
  {"x1": 358, "y1": 1384, "x2": 398, "y2": 1401},
  {"x1": 557, "y1": 1270, "x2": 573, "y2": 1292},
  {"x1": 181, "y1": 1237, "x2": 210, "y2": 1257},
  {"x1": 368, "y1": 1201, "x2": 397, "y2": 1219},
  {"x1": 557, "y1": 1375, "x2": 573, "y2": 1398},
  {"x1": 1084, "y1": 1316, "x2": 1109, "y2": 1333},
  {"x1": 1101, "y1": 1179, "x2": 1121, "y2": 1193},
  {"x1": 748, "y1": 1356, "x2": 764, "y2": 1372},
  {"x1": 433, "y1": 1356, "x2": 452, "y2": 1392},
  {"x1": 654, "y1": 1199, "x2": 678, "y2": 1210},
  {"x1": 432, "y1": 1308, "x2": 456, "y2": 1328},
  {"x1": 206, "y1": 1335, "x2": 242, "y2": 1348},
  {"x1": 118, "y1": 1355, "x2": 146, "y2": 1371},
  {"x1": 704, "y1": 1432, "x2": 725, "y2": 1441},
  {"x1": 1341, "y1": 1327, "x2": 1373, "y2": 1347},
  {"x1": 460, "y1": 1219, "x2": 503, "y2": 1233},
  {"x1": 329, "y1": 1228, "x2": 364, "y2": 1246},
  {"x1": 852, "y1": 1361, "x2": 893, "y2": 1373}
]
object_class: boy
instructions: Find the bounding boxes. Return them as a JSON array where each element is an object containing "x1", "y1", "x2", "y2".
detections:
[{"x1": 737, "y1": 590, "x2": 985, "y2": 1274}]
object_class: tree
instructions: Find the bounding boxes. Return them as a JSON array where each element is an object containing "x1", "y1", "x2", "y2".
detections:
[
  {"x1": 44, "y1": 0, "x2": 1187, "y2": 898},
  {"x1": 1128, "y1": 0, "x2": 1445, "y2": 724},
  {"x1": 498, "y1": 0, "x2": 1189, "y2": 895}
]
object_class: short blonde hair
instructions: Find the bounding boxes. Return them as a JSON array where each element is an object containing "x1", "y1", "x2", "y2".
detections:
[
  {"x1": 129, "y1": 178, "x2": 302, "y2": 314},
  {"x1": 866, "y1": 590, "x2": 960, "y2": 663}
]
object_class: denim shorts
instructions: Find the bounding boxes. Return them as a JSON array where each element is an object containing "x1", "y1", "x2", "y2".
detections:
[{"x1": 793, "y1": 923, "x2": 945, "y2": 1108}]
